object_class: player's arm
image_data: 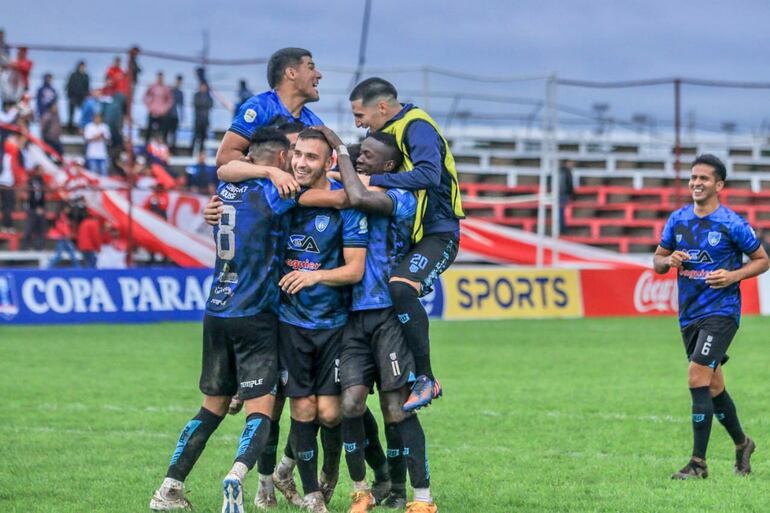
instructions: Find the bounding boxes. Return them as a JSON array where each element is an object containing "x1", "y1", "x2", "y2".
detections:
[
  {"x1": 298, "y1": 189, "x2": 350, "y2": 209},
  {"x1": 216, "y1": 131, "x2": 250, "y2": 167},
  {"x1": 368, "y1": 120, "x2": 443, "y2": 191},
  {"x1": 203, "y1": 195, "x2": 223, "y2": 226},
  {"x1": 217, "y1": 160, "x2": 300, "y2": 198},
  {"x1": 279, "y1": 247, "x2": 366, "y2": 294},
  {"x1": 653, "y1": 246, "x2": 690, "y2": 274},
  {"x1": 706, "y1": 246, "x2": 770, "y2": 289}
]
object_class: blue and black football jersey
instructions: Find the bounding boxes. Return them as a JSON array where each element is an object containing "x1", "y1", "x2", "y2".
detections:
[
  {"x1": 206, "y1": 179, "x2": 296, "y2": 317},
  {"x1": 660, "y1": 204, "x2": 761, "y2": 327},
  {"x1": 279, "y1": 179, "x2": 369, "y2": 329},
  {"x1": 352, "y1": 188, "x2": 417, "y2": 311},
  {"x1": 228, "y1": 90, "x2": 323, "y2": 141}
]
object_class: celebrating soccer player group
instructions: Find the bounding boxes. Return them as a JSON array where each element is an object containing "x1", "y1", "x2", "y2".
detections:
[
  {"x1": 149, "y1": 47, "x2": 770, "y2": 513},
  {"x1": 149, "y1": 47, "x2": 463, "y2": 513}
]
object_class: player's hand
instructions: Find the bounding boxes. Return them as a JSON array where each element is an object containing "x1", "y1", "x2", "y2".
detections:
[
  {"x1": 310, "y1": 125, "x2": 344, "y2": 149},
  {"x1": 279, "y1": 270, "x2": 321, "y2": 295},
  {"x1": 203, "y1": 195, "x2": 223, "y2": 226},
  {"x1": 327, "y1": 171, "x2": 341, "y2": 182},
  {"x1": 228, "y1": 396, "x2": 243, "y2": 415},
  {"x1": 706, "y1": 269, "x2": 737, "y2": 289},
  {"x1": 269, "y1": 168, "x2": 300, "y2": 199},
  {"x1": 667, "y1": 250, "x2": 690, "y2": 269}
]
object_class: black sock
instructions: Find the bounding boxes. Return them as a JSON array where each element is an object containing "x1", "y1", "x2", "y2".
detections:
[
  {"x1": 166, "y1": 407, "x2": 224, "y2": 482},
  {"x1": 290, "y1": 419, "x2": 319, "y2": 494},
  {"x1": 234, "y1": 412, "x2": 271, "y2": 470},
  {"x1": 389, "y1": 281, "x2": 433, "y2": 379},
  {"x1": 342, "y1": 415, "x2": 367, "y2": 482},
  {"x1": 712, "y1": 390, "x2": 746, "y2": 446},
  {"x1": 362, "y1": 408, "x2": 388, "y2": 481},
  {"x1": 384, "y1": 422, "x2": 406, "y2": 491},
  {"x1": 283, "y1": 438, "x2": 294, "y2": 460},
  {"x1": 690, "y1": 386, "x2": 714, "y2": 460},
  {"x1": 321, "y1": 424, "x2": 342, "y2": 477},
  {"x1": 258, "y1": 419, "x2": 280, "y2": 475},
  {"x1": 396, "y1": 415, "x2": 430, "y2": 489}
]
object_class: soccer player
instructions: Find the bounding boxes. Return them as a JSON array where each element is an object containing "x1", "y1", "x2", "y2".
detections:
[
  {"x1": 149, "y1": 128, "x2": 303, "y2": 513},
  {"x1": 348, "y1": 77, "x2": 465, "y2": 411},
  {"x1": 653, "y1": 154, "x2": 769, "y2": 479},
  {"x1": 315, "y1": 126, "x2": 437, "y2": 513},
  {"x1": 216, "y1": 48, "x2": 322, "y2": 167}
]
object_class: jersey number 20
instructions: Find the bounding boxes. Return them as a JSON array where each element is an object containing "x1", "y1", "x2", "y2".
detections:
[{"x1": 217, "y1": 205, "x2": 236, "y2": 261}]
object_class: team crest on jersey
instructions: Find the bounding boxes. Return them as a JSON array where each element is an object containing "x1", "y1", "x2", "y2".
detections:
[
  {"x1": 708, "y1": 231, "x2": 721, "y2": 247},
  {"x1": 358, "y1": 217, "x2": 368, "y2": 234},
  {"x1": 676, "y1": 234, "x2": 682, "y2": 243},
  {"x1": 243, "y1": 108, "x2": 257, "y2": 123},
  {"x1": 315, "y1": 215, "x2": 330, "y2": 232}
]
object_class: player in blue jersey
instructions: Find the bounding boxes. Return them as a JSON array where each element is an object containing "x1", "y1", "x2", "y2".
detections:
[
  {"x1": 150, "y1": 128, "x2": 300, "y2": 513},
  {"x1": 315, "y1": 126, "x2": 438, "y2": 513},
  {"x1": 216, "y1": 48, "x2": 323, "y2": 167},
  {"x1": 653, "y1": 154, "x2": 769, "y2": 480}
]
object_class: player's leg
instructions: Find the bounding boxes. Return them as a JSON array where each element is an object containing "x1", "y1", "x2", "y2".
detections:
[
  {"x1": 361, "y1": 408, "x2": 392, "y2": 502},
  {"x1": 255, "y1": 394, "x2": 286, "y2": 509},
  {"x1": 389, "y1": 234, "x2": 459, "y2": 411},
  {"x1": 381, "y1": 419, "x2": 407, "y2": 509},
  {"x1": 316, "y1": 327, "x2": 345, "y2": 506},
  {"x1": 710, "y1": 365, "x2": 755, "y2": 475},
  {"x1": 221, "y1": 313, "x2": 280, "y2": 513},
  {"x1": 290, "y1": 396, "x2": 327, "y2": 512},
  {"x1": 150, "y1": 315, "x2": 231, "y2": 510}
]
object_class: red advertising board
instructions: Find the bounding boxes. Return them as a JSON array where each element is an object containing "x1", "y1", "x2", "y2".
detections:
[{"x1": 581, "y1": 268, "x2": 760, "y2": 317}]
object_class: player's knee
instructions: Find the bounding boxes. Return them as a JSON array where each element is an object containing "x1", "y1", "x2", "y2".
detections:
[
  {"x1": 380, "y1": 399, "x2": 406, "y2": 424},
  {"x1": 202, "y1": 395, "x2": 230, "y2": 417},
  {"x1": 317, "y1": 406, "x2": 341, "y2": 427},
  {"x1": 687, "y1": 363, "x2": 712, "y2": 388},
  {"x1": 341, "y1": 391, "x2": 366, "y2": 418},
  {"x1": 388, "y1": 280, "x2": 419, "y2": 306},
  {"x1": 290, "y1": 397, "x2": 317, "y2": 422}
]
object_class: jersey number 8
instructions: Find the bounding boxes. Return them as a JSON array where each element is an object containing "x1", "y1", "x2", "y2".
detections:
[{"x1": 217, "y1": 205, "x2": 236, "y2": 261}]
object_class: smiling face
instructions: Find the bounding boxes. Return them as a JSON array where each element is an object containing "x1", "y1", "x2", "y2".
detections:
[
  {"x1": 290, "y1": 56, "x2": 322, "y2": 102},
  {"x1": 292, "y1": 136, "x2": 332, "y2": 188},
  {"x1": 350, "y1": 98, "x2": 391, "y2": 131},
  {"x1": 356, "y1": 137, "x2": 398, "y2": 175},
  {"x1": 689, "y1": 163, "x2": 723, "y2": 204}
]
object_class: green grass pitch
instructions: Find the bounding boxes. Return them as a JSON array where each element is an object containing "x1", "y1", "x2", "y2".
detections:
[{"x1": 3, "y1": 317, "x2": 770, "y2": 513}]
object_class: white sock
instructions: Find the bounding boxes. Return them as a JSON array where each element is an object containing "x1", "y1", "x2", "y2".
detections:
[
  {"x1": 353, "y1": 480, "x2": 370, "y2": 492},
  {"x1": 161, "y1": 477, "x2": 183, "y2": 491},
  {"x1": 413, "y1": 488, "x2": 433, "y2": 504},
  {"x1": 276, "y1": 456, "x2": 295, "y2": 475},
  {"x1": 259, "y1": 473, "x2": 275, "y2": 492},
  {"x1": 227, "y1": 462, "x2": 249, "y2": 483}
]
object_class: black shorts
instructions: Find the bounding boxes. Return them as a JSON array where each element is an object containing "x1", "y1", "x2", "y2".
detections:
[
  {"x1": 680, "y1": 316, "x2": 738, "y2": 368},
  {"x1": 391, "y1": 232, "x2": 458, "y2": 297},
  {"x1": 340, "y1": 308, "x2": 416, "y2": 392},
  {"x1": 278, "y1": 322, "x2": 343, "y2": 398},
  {"x1": 199, "y1": 313, "x2": 278, "y2": 400}
]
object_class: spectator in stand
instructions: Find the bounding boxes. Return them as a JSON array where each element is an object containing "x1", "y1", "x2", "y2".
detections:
[
  {"x1": 143, "y1": 182, "x2": 169, "y2": 219},
  {"x1": 47, "y1": 202, "x2": 78, "y2": 267},
  {"x1": 167, "y1": 74, "x2": 184, "y2": 151},
  {"x1": 234, "y1": 78, "x2": 253, "y2": 113},
  {"x1": 105, "y1": 56, "x2": 128, "y2": 96},
  {"x1": 79, "y1": 92, "x2": 100, "y2": 131},
  {"x1": 192, "y1": 82, "x2": 212, "y2": 154},
  {"x1": 13, "y1": 48, "x2": 32, "y2": 90},
  {"x1": 76, "y1": 209, "x2": 101, "y2": 268},
  {"x1": 65, "y1": 61, "x2": 89, "y2": 130},
  {"x1": 40, "y1": 103, "x2": 63, "y2": 155},
  {"x1": 143, "y1": 71, "x2": 173, "y2": 146},
  {"x1": 0, "y1": 100, "x2": 18, "y2": 164},
  {"x1": 0, "y1": 130, "x2": 28, "y2": 234},
  {"x1": 97, "y1": 222, "x2": 127, "y2": 269},
  {"x1": 22, "y1": 164, "x2": 46, "y2": 250},
  {"x1": 100, "y1": 77, "x2": 126, "y2": 162},
  {"x1": 83, "y1": 111, "x2": 110, "y2": 175},
  {"x1": 0, "y1": 47, "x2": 32, "y2": 103},
  {"x1": 35, "y1": 72, "x2": 57, "y2": 118},
  {"x1": 556, "y1": 159, "x2": 576, "y2": 232},
  {"x1": 185, "y1": 149, "x2": 216, "y2": 193}
]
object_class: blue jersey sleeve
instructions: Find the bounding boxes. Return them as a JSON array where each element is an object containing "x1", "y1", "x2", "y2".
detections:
[
  {"x1": 660, "y1": 214, "x2": 676, "y2": 250},
  {"x1": 228, "y1": 97, "x2": 271, "y2": 140},
  {"x1": 261, "y1": 180, "x2": 297, "y2": 215},
  {"x1": 341, "y1": 208, "x2": 369, "y2": 248},
  {"x1": 731, "y1": 216, "x2": 761, "y2": 255},
  {"x1": 386, "y1": 188, "x2": 418, "y2": 220},
  {"x1": 369, "y1": 121, "x2": 443, "y2": 190}
]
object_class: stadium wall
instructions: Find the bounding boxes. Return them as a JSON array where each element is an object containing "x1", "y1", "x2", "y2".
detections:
[{"x1": 0, "y1": 266, "x2": 762, "y2": 324}]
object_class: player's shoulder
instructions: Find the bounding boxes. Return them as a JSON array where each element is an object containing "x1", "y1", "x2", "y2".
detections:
[
  {"x1": 300, "y1": 106, "x2": 323, "y2": 125},
  {"x1": 668, "y1": 204, "x2": 694, "y2": 222},
  {"x1": 715, "y1": 204, "x2": 748, "y2": 224},
  {"x1": 386, "y1": 188, "x2": 418, "y2": 214},
  {"x1": 217, "y1": 179, "x2": 268, "y2": 201}
]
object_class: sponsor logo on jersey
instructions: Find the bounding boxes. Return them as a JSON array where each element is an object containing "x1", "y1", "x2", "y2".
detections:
[
  {"x1": 217, "y1": 272, "x2": 239, "y2": 284},
  {"x1": 285, "y1": 258, "x2": 322, "y2": 271},
  {"x1": 633, "y1": 270, "x2": 678, "y2": 313},
  {"x1": 315, "y1": 215, "x2": 330, "y2": 232},
  {"x1": 708, "y1": 231, "x2": 721, "y2": 246},
  {"x1": 680, "y1": 269, "x2": 711, "y2": 280},
  {"x1": 243, "y1": 108, "x2": 257, "y2": 123},
  {"x1": 219, "y1": 183, "x2": 249, "y2": 202},
  {"x1": 686, "y1": 249, "x2": 713, "y2": 263},
  {"x1": 240, "y1": 378, "x2": 264, "y2": 388},
  {"x1": 358, "y1": 217, "x2": 368, "y2": 234},
  {"x1": 0, "y1": 274, "x2": 19, "y2": 320},
  {"x1": 288, "y1": 234, "x2": 320, "y2": 253}
]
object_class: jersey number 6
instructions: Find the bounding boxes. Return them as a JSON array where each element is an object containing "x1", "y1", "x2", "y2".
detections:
[{"x1": 217, "y1": 205, "x2": 236, "y2": 261}]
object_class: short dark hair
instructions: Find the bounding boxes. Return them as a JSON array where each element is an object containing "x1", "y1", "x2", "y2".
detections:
[
  {"x1": 249, "y1": 127, "x2": 290, "y2": 152},
  {"x1": 692, "y1": 153, "x2": 727, "y2": 182},
  {"x1": 349, "y1": 77, "x2": 398, "y2": 105},
  {"x1": 296, "y1": 128, "x2": 332, "y2": 157},
  {"x1": 268, "y1": 116, "x2": 306, "y2": 136},
  {"x1": 367, "y1": 132, "x2": 402, "y2": 167},
  {"x1": 267, "y1": 48, "x2": 312, "y2": 89}
]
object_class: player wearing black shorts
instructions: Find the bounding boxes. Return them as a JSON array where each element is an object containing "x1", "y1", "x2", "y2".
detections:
[
  {"x1": 653, "y1": 154, "x2": 769, "y2": 479},
  {"x1": 315, "y1": 126, "x2": 438, "y2": 513},
  {"x1": 349, "y1": 78, "x2": 464, "y2": 411},
  {"x1": 150, "y1": 129, "x2": 300, "y2": 513}
]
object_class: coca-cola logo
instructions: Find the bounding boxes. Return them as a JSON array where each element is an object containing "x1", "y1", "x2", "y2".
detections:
[{"x1": 633, "y1": 270, "x2": 678, "y2": 313}]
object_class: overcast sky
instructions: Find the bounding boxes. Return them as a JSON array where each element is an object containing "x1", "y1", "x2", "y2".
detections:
[{"x1": 9, "y1": 0, "x2": 770, "y2": 136}]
